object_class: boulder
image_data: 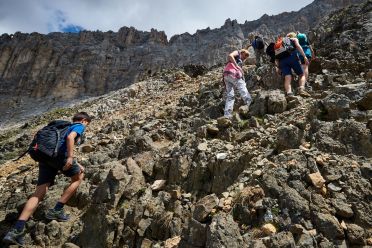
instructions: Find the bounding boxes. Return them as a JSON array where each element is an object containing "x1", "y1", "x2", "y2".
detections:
[
  {"x1": 312, "y1": 212, "x2": 344, "y2": 240},
  {"x1": 193, "y1": 194, "x2": 219, "y2": 222},
  {"x1": 206, "y1": 214, "x2": 245, "y2": 248}
]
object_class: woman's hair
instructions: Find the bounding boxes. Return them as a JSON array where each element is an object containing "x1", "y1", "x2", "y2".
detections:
[
  {"x1": 286, "y1": 32, "x2": 297, "y2": 38},
  {"x1": 240, "y1": 49, "x2": 249, "y2": 57}
]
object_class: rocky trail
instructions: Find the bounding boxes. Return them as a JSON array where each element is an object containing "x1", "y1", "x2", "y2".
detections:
[{"x1": 0, "y1": 1, "x2": 371, "y2": 247}]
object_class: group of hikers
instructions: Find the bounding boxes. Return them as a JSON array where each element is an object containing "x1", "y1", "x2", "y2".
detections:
[
  {"x1": 223, "y1": 31, "x2": 314, "y2": 118},
  {"x1": 3, "y1": 31, "x2": 314, "y2": 247}
]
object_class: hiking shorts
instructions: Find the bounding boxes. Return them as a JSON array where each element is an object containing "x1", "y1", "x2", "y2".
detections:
[
  {"x1": 37, "y1": 158, "x2": 81, "y2": 186},
  {"x1": 279, "y1": 52, "x2": 304, "y2": 76}
]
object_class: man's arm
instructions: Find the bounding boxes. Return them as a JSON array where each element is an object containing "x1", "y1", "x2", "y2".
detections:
[
  {"x1": 228, "y1": 51, "x2": 242, "y2": 71},
  {"x1": 63, "y1": 132, "x2": 78, "y2": 171}
]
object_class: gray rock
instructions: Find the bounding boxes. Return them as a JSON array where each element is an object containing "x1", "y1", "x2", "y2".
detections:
[
  {"x1": 312, "y1": 212, "x2": 344, "y2": 240},
  {"x1": 320, "y1": 93, "x2": 350, "y2": 120},
  {"x1": 180, "y1": 218, "x2": 207, "y2": 247},
  {"x1": 357, "y1": 89, "x2": 372, "y2": 110},
  {"x1": 206, "y1": 213, "x2": 245, "y2": 248},
  {"x1": 345, "y1": 223, "x2": 365, "y2": 245},
  {"x1": 311, "y1": 119, "x2": 372, "y2": 157},
  {"x1": 118, "y1": 134, "x2": 154, "y2": 158},
  {"x1": 262, "y1": 231, "x2": 296, "y2": 248},
  {"x1": 277, "y1": 125, "x2": 303, "y2": 151},
  {"x1": 331, "y1": 198, "x2": 354, "y2": 218},
  {"x1": 193, "y1": 194, "x2": 219, "y2": 222},
  {"x1": 267, "y1": 90, "x2": 287, "y2": 114},
  {"x1": 280, "y1": 186, "x2": 310, "y2": 218},
  {"x1": 134, "y1": 151, "x2": 156, "y2": 177},
  {"x1": 93, "y1": 161, "x2": 130, "y2": 207},
  {"x1": 63, "y1": 243, "x2": 80, "y2": 248}
]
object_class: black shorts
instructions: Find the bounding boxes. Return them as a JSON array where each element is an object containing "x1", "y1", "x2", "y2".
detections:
[{"x1": 37, "y1": 158, "x2": 81, "y2": 186}]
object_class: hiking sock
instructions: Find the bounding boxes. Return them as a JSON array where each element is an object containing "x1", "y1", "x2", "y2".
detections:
[
  {"x1": 14, "y1": 220, "x2": 26, "y2": 232},
  {"x1": 54, "y1": 202, "x2": 65, "y2": 211}
]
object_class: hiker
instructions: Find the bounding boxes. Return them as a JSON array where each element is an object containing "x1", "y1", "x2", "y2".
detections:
[
  {"x1": 223, "y1": 49, "x2": 252, "y2": 118},
  {"x1": 274, "y1": 33, "x2": 311, "y2": 98},
  {"x1": 3, "y1": 112, "x2": 91, "y2": 246},
  {"x1": 247, "y1": 34, "x2": 266, "y2": 67},
  {"x1": 266, "y1": 42, "x2": 276, "y2": 64},
  {"x1": 294, "y1": 32, "x2": 315, "y2": 83}
]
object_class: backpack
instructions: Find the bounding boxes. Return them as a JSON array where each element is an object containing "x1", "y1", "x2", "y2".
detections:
[
  {"x1": 14, "y1": 120, "x2": 83, "y2": 166},
  {"x1": 265, "y1": 42, "x2": 276, "y2": 63},
  {"x1": 297, "y1": 33, "x2": 309, "y2": 47},
  {"x1": 274, "y1": 37, "x2": 295, "y2": 59},
  {"x1": 28, "y1": 120, "x2": 77, "y2": 163},
  {"x1": 254, "y1": 36, "x2": 265, "y2": 50}
]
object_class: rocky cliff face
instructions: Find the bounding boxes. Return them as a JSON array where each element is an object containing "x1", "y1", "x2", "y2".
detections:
[
  {"x1": 0, "y1": 1, "x2": 371, "y2": 247},
  {"x1": 0, "y1": 0, "x2": 365, "y2": 127}
]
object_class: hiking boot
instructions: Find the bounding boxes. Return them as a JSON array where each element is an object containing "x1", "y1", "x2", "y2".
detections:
[
  {"x1": 298, "y1": 88, "x2": 311, "y2": 97},
  {"x1": 45, "y1": 208, "x2": 70, "y2": 222},
  {"x1": 285, "y1": 92, "x2": 296, "y2": 101},
  {"x1": 3, "y1": 228, "x2": 25, "y2": 246}
]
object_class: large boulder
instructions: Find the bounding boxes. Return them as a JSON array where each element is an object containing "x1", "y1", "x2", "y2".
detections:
[
  {"x1": 320, "y1": 93, "x2": 350, "y2": 120},
  {"x1": 193, "y1": 194, "x2": 219, "y2": 222},
  {"x1": 311, "y1": 119, "x2": 372, "y2": 157},
  {"x1": 276, "y1": 125, "x2": 303, "y2": 152},
  {"x1": 206, "y1": 213, "x2": 245, "y2": 248},
  {"x1": 312, "y1": 212, "x2": 344, "y2": 240}
]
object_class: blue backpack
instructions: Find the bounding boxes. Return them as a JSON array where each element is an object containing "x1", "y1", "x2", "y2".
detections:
[{"x1": 297, "y1": 33, "x2": 312, "y2": 58}]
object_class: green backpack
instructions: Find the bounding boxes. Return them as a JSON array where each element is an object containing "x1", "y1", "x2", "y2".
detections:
[{"x1": 297, "y1": 33, "x2": 309, "y2": 47}]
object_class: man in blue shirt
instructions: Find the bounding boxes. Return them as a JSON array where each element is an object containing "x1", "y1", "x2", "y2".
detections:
[{"x1": 3, "y1": 112, "x2": 92, "y2": 246}]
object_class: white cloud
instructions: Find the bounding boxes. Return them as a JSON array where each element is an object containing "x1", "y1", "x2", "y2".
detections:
[{"x1": 0, "y1": 0, "x2": 313, "y2": 37}]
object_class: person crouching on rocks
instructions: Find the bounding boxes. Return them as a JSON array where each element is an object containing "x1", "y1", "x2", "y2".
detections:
[{"x1": 223, "y1": 49, "x2": 252, "y2": 118}]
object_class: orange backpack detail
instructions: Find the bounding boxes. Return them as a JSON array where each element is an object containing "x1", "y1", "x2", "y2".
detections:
[{"x1": 274, "y1": 37, "x2": 295, "y2": 59}]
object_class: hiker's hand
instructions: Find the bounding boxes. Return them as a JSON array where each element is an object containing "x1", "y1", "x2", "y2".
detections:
[
  {"x1": 78, "y1": 164, "x2": 85, "y2": 173},
  {"x1": 275, "y1": 67, "x2": 281, "y2": 75},
  {"x1": 63, "y1": 157, "x2": 73, "y2": 171},
  {"x1": 304, "y1": 57, "x2": 309, "y2": 65}
]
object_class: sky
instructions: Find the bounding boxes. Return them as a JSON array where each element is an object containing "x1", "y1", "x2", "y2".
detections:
[{"x1": 0, "y1": 0, "x2": 313, "y2": 38}]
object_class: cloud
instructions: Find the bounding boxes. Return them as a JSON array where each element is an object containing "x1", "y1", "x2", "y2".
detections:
[
  {"x1": 47, "y1": 10, "x2": 84, "y2": 33},
  {"x1": 0, "y1": 0, "x2": 313, "y2": 37}
]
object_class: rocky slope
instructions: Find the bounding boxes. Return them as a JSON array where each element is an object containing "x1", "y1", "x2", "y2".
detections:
[
  {"x1": 0, "y1": 0, "x2": 365, "y2": 127},
  {"x1": 0, "y1": 1, "x2": 371, "y2": 247}
]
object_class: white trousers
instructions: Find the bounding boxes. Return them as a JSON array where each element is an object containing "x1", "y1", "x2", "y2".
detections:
[{"x1": 224, "y1": 75, "x2": 252, "y2": 117}]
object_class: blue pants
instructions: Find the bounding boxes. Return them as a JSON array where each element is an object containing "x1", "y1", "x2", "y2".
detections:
[{"x1": 279, "y1": 52, "x2": 304, "y2": 76}]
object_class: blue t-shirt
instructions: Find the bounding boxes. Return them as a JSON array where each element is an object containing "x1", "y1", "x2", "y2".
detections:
[{"x1": 59, "y1": 123, "x2": 85, "y2": 155}]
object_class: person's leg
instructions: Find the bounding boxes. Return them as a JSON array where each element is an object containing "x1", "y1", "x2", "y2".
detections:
[
  {"x1": 290, "y1": 54, "x2": 310, "y2": 97},
  {"x1": 236, "y1": 78, "x2": 252, "y2": 106},
  {"x1": 279, "y1": 56, "x2": 293, "y2": 95},
  {"x1": 18, "y1": 183, "x2": 49, "y2": 221},
  {"x1": 58, "y1": 172, "x2": 84, "y2": 204},
  {"x1": 46, "y1": 160, "x2": 83, "y2": 221},
  {"x1": 3, "y1": 163, "x2": 56, "y2": 245},
  {"x1": 303, "y1": 64, "x2": 309, "y2": 81},
  {"x1": 284, "y1": 75, "x2": 293, "y2": 94},
  {"x1": 224, "y1": 76, "x2": 235, "y2": 118},
  {"x1": 255, "y1": 49, "x2": 262, "y2": 66}
]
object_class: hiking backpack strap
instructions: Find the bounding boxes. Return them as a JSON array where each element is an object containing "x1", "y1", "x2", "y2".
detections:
[{"x1": 12, "y1": 149, "x2": 29, "y2": 161}]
